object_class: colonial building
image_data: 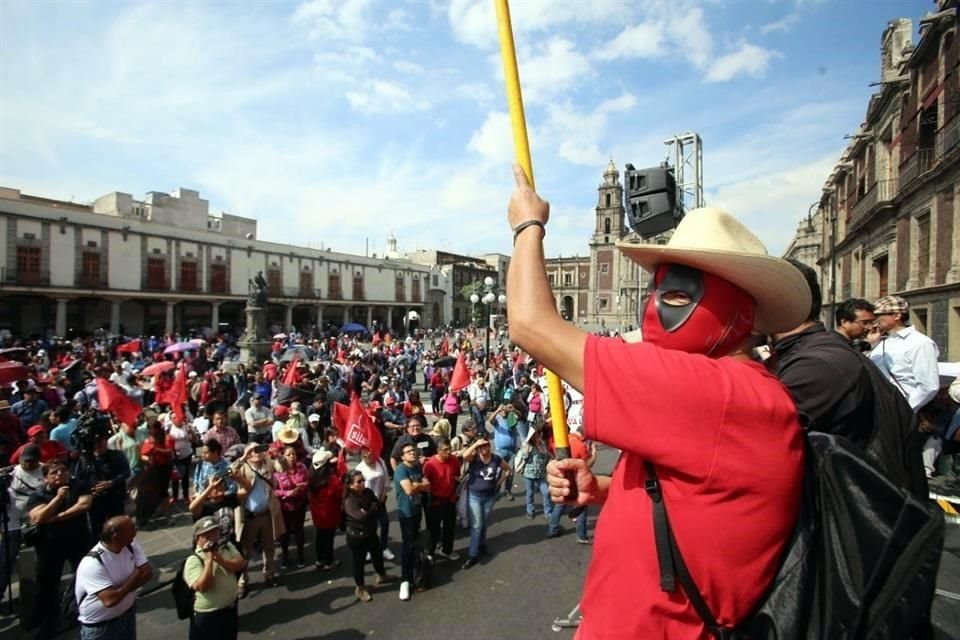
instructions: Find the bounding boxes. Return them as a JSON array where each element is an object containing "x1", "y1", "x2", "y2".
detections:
[
  {"x1": 545, "y1": 160, "x2": 655, "y2": 331},
  {"x1": 783, "y1": 210, "x2": 824, "y2": 272},
  {"x1": 405, "y1": 250, "x2": 498, "y2": 327},
  {"x1": 0, "y1": 186, "x2": 448, "y2": 337},
  {"x1": 815, "y1": 4, "x2": 960, "y2": 359}
]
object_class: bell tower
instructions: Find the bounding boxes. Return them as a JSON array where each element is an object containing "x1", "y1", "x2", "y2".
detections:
[{"x1": 592, "y1": 158, "x2": 625, "y2": 245}]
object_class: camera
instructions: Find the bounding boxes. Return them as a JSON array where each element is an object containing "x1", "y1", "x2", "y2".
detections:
[
  {"x1": 253, "y1": 444, "x2": 270, "y2": 454},
  {"x1": 71, "y1": 410, "x2": 113, "y2": 456}
]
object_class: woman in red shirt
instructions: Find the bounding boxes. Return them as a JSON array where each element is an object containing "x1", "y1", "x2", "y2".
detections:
[
  {"x1": 309, "y1": 448, "x2": 344, "y2": 571},
  {"x1": 136, "y1": 420, "x2": 175, "y2": 527}
]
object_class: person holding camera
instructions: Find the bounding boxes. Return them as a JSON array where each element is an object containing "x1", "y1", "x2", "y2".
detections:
[
  {"x1": 74, "y1": 515, "x2": 152, "y2": 640},
  {"x1": 25, "y1": 459, "x2": 93, "y2": 638},
  {"x1": 488, "y1": 403, "x2": 519, "y2": 500},
  {"x1": 192, "y1": 440, "x2": 236, "y2": 497},
  {"x1": 233, "y1": 442, "x2": 284, "y2": 596},
  {"x1": 185, "y1": 516, "x2": 247, "y2": 640},
  {"x1": 74, "y1": 430, "x2": 131, "y2": 540}
]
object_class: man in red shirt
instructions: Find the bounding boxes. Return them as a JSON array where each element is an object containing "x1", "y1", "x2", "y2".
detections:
[
  {"x1": 422, "y1": 437, "x2": 461, "y2": 561},
  {"x1": 11, "y1": 424, "x2": 67, "y2": 463},
  {"x1": 506, "y1": 165, "x2": 809, "y2": 639}
]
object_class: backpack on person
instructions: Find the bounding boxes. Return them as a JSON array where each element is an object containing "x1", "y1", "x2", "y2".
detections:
[
  {"x1": 171, "y1": 553, "x2": 203, "y2": 620},
  {"x1": 644, "y1": 431, "x2": 944, "y2": 640}
]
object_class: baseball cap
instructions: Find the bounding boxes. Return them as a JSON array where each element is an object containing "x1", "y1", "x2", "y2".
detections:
[
  {"x1": 873, "y1": 295, "x2": 908, "y2": 316},
  {"x1": 193, "y1": 517, "x2": 219, "y2": 537},
  {"x1": 27, "y1": 425, "x2": 46, "y2": 438},
  {"x1": 308, "y1": 413, "x2": 320, "y2": 423},
  {"x1": 20, "y1": 443, "x2": 41, "y2": 463}
]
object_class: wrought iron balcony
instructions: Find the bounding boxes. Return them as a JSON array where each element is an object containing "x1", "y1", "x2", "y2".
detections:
[
  {"x1": 849, "y1": 178, "x2": 898, "y2": 225},
  {"x1": 77, "y1": 273, "x2": 108, "y2": 288},
  {"x1": 7, "y1": 270, "x2": 50, "y2": 286}
]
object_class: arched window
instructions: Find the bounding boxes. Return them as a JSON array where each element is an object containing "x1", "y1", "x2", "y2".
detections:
[
  {"x1": 605, "y1": 193, "x2": 611, "y2": 207},
  {"x1": 604, "y1": 217, "x2": 611, "y2": 234}
]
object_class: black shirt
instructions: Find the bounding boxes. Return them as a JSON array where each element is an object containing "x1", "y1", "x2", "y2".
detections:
[
  {"x1": 25, "y1": 479, "x2": 91, "y2": 547},
  {"x1": 73, "y1": 450, "x2": 130, "y2": 503}
]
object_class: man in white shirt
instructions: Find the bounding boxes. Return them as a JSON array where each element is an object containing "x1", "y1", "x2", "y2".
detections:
[
  {"x1": 243, "y1": 394, "x2": 273, "y2": 444},
  {"x1": 468, "y1": 373, "x2": 490, "y2": 430},
  {"x1": 868, "y1": 296, "x2": 940, "y2": 411},
  {"x1": 74, "y1": 515, "x2": 153, "y2": 640},
  {"x1": 192, "y1": 407, "x2": 211, "y2": 437}
]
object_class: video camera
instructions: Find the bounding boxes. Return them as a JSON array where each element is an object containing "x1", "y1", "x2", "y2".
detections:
[{"x1": 71, "y1": 410, "x2": 113, "y2": 456}]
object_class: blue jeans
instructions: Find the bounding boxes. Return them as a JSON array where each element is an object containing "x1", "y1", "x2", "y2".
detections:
[
  {"x1": 524, "y1": 477, "x2": 552, "y2": 517},
  {"x1": 81, "y1": 604, "x2": 137, "y2": 640},
  {"x1": 495, "y1": 449, "x2": 516, "y2": 494},
  {"x1": 467, "y1": 493, "x2": 496, "y2": 559},
  {"x1": 548, "y1": 504, "x2": 589, "y2": 538}
]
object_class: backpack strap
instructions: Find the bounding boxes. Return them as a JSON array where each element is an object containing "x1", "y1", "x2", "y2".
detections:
[{"x1": 643, "y1": 462, "x2": 735, "y2": 640}]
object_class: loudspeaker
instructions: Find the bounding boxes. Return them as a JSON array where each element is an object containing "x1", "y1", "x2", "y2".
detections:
[{"x1": 624, "y1": 166, "x2": 680, "y2": 239}]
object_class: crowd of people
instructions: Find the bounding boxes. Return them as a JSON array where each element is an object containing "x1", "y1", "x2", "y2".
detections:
[{"x1": 0, "y1": 321, "x2": 597, "y2": 639}]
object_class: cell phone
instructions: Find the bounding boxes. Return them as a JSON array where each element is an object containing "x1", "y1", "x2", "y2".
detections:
[{"x1": 254, "y1": 444, "x2": 270, "y2": 453}]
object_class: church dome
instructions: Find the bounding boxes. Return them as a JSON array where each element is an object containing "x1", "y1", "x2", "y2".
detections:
[{"x1": 604, "y1": 158, "x2": 618, "y2": 176}]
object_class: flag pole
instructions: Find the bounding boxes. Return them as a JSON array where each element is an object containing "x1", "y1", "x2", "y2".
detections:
[{"x1": 493, "y1": 0, "x2": 572, "y2": 461}]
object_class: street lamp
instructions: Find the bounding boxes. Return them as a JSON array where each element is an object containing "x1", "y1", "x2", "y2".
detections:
[{"x1": 472, "y1": 276, "x2": 505, "y2": 368}]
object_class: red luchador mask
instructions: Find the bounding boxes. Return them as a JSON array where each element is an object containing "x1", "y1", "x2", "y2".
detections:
[{"x1": 640, "y1": 264, "x2": 754, "y2": 356}]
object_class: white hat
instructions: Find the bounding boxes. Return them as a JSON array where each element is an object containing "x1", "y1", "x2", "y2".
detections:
[
  {"x1": 312, "y1": 448, "x2": 334, "y2": 468},
  {"x1": 615, "y1": 207, "x2": 811, "y2": 334},
  {"x1": 308, "y1": 413, "x2": 320, "y2": 423}
]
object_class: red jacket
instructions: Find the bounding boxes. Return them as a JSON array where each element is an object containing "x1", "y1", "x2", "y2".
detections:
[{"x1": 309, "y1": 473, "x2": 344, "y2": 529}]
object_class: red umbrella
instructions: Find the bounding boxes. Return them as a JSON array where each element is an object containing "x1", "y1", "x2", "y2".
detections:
[
  {"x1": 141, "y1": 361, "x2": 175, "y2": 377},
  {"x1": 0, "y1": 362, "x2": 30, "y2": 386}
]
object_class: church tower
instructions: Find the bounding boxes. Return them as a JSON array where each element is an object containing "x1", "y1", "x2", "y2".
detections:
[{"x1": 591, "y1": 159, "x2": 625, "y2": 245}]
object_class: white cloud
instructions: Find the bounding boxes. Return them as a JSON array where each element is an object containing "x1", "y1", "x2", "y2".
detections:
[
  {"x1": 592, "y1": 22, "x2": 665, "y2": 61},
  {"x1": 520, "y1": 38, "x2": 592, "y2": 103},
  {"x1": 705, "y1": 42, "x2": 777, "y2": 82},
  {"x1": 666, "y1": 6, "x2": 713, "y2": 68},
  {"x1": 385, "y1": 8, "x2": 412, "y2": 31},
  {"x1": 467, "y1": 111, "x2": 514, "y2": 164},
  {"x1": 345, "y1": 79, "x2": 427, "y2": 113},
  {"x1": 597, "y1": 92, "x2": 637, "y2": 114},
  {"x1": 455, "y1": 82, "x2": 495, "y2": 104},
  {"x1": 292, "y1": 0, "x2": 374, "y2": 42},
  {"x1": 760, "y1": 13, "x2": 800, "y2": 34},
  {"x1": 393, "y1": 60, "x2": 424, "y2": 74}
]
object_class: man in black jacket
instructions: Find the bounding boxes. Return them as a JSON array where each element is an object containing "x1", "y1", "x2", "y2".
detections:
[
  {"x1": 74, "y1": 433, "x2": 131, "y2": 537},
  {"x1": 772, "y1": 261, "x2": 926, "y2": 498}
]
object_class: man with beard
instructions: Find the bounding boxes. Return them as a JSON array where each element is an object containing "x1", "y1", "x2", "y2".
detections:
[{"x1": 507, "y1": 166, "x2": 808, "y2": 639}]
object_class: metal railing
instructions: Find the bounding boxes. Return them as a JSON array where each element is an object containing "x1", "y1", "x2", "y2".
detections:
[
  {"x1": 6, "y1": 270, "x2": 50, "y2": 286},
  {"x1": 849, "y1": 178, "x2": 898, "y2": 224},
  {"x1": 77, "y1": 273, "x2": 108, "y2": 288}
]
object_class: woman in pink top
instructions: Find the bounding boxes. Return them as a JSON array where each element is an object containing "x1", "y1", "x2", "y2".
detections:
[{"x1": 274, "y1": 445, "x2": 310, "y2": 568}]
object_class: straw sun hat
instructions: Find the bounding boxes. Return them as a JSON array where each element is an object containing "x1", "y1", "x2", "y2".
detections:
[{"x1": 616, "y1": 207, "x2": 811, "y2": 334}]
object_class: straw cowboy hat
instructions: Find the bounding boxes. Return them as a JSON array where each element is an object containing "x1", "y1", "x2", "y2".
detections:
[
  {"x1": 277, "y1": 425, "x2": 300, "y2": 445},
  {"x1": 616, "y1": 207, "x2": 811, "y2": 334}
]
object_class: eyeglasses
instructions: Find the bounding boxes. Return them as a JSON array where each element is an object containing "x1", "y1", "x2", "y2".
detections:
[{"x1": 402, "y1": 449, "x2": 416, "y2": 455}]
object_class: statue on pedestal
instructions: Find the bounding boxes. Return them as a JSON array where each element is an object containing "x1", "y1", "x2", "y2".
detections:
[{"x1": 248, "y1": 271, "x2": 269, "y2": 307}]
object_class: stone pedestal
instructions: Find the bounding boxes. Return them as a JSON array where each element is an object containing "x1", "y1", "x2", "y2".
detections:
[{"x1": 238, "y1": 305, "x2": 272, "y2": 365}]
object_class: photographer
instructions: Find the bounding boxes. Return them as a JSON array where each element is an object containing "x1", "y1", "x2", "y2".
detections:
[
  {"x1": 189, "y1": 473, "x2": 239, "y2": 546},
  {"x1": 488, "y1": 403, "x2": 519, "y2": 500},
  {"x1": 72, "y1": 413, "x2": 131, "y2": 537},
  {"x1": 185, "y1": 517, "x2": 246, "y2": 640}
]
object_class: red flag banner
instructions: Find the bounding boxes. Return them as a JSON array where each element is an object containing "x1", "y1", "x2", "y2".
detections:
[
  {"x1": 96, "y1": 378, "x2": 142, "y2": 428},
  {"x1": 116, "y1": 340, "x2": 142, "y2": 355},
  {"x1": 439, "y1": 335, "x2": 450, "y2": 356},
  {"x1": 333, "y1": 401, "x2": 350, "y2": 438},
  {"x1": 448, "y1": 352, "x2": 470, "y2": 393},
  {"x1": 282, "y1": 355, "x2": 301, "y2": 387},
  {"x1": 168, "y1": 365, "x2": 188, "y2": 423},
  {"x1": 337, "y1": 395, "x2": 383, "y2": 454}
]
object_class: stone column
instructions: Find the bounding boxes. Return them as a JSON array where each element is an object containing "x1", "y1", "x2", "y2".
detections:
[
  {"x1": 165, "y1": 301, "x2": 176, "y2": 335},
  {"x1": 211, "y1": 301, "x2": 220, "y2": 332},
  {"x1": 55, "y1": 298, "x2": 68, "y2": 337},
  {"x1": 342, "y1": 306, "x2": 350, "y2": 325},
  {"x1": 316, "y1": 305, "x2": 324, "y2": 330},
  {"x1": 365, "y1": 306, "x2": 373, "y2": 330},
  {"x1": 285, "y1": 304, "x2": 294, "y2": 333},
  {"x1": 385, "y1": 306, "x2": 392, "y2": 331},
  {"x1": 110, "y1": 300, "x2": 122, "y2": 335}
]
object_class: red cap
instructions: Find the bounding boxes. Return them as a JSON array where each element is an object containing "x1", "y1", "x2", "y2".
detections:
[
  {"x1": 273, "y1": 405, "x2": 290, "y2": 418},
  {"x1": 27, "y1": 425, "x2": 46, "y2": 437},
  {"x1": 384, "y1": 396, "x2": 396, "y2": 406},
  {"x1": 368, "y1": 401, "x2": 382, "y2": 411}
]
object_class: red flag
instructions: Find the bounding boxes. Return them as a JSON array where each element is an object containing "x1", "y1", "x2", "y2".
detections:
[
  {"x1": 338, "y1": 395, "x2": 382, "y2": 454},
  {"x1": 439, "y1": 335, "x2": 449, "y2": 356},
  {"x1": 336, "y1": 448, "x2": 348, "y2": 477},
  {"x1": 282, "y1": 355, "x2": 301, "y2": 386},
  {"x1": 116, "y1": 340, "x2": 141, "y2": 355},
  {"x1": 448, "y1": 352, "x2": 470, "y2": 393},
  {"x1": 96, "y1": 378, "x2": 142, "y2": 427},
  {"x1": 168, "y1": 365, "x2": 188, "y2": 423},
  {"x1": 333, "y1": 401, "x2": 350, "y2": 437}
]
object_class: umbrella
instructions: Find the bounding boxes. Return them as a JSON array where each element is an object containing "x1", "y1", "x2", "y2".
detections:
[
  {"x1": 189, "y1": 338, "x2": 207, "y2": 346},
  {"x1": 280, "y1": 346, "x2": 315, "y2": 363},
  {"x1": 0, "y1": 347, "x2": 28, "y2": 359},
  {"x1": 164, "y1": 342, "x2": 197, "y2": 355},
  {"x1": 433, "y1": 356, "x2": 456, "y2": 369},
  {"x1": 141, "y1": 361, "x2": 176, "y2": 376},
  {"x1": 0, "y1": 362, "x2": 30, "y2": 386},
  {"x1": 341, "y1": 322, "x2": 368, "y2": 335},
  {"x1": 273, "y1": 333, "x2": 288, "y2": 340}
]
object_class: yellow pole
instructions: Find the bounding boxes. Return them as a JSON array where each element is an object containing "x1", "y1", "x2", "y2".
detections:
[{"x1": 494, "y1": 0, "x2": 570, "y2": 456}]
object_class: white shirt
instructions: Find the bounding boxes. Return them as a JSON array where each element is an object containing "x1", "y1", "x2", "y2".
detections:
[
  {"x1": 468, "y1": 382, "x2": 489, "y2": 408},
  {"x1": 75, "y1": 540, "x2": 149, "y2": 624},
  {"x1": 192, "y1": 416, "x2": 210, "y2": 436},
  {"x1": 355, "y1": 458, "x2": 389, "y2": 500},
  {"x1": 7, "y1": 465, "x2": 44, "y2": 531},
  {"x1": 244, "y1": 405, "x2": 272, "y2": 433},
  {"x1": 868, "y1": 325, "x2": 941, "y2": 411},
  {"x1": 166, "y1": 423, "x2": 194, "y2": 459}
]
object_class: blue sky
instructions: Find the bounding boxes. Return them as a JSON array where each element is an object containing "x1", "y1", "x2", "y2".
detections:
[{"x1": 0, "y1": 0, "x2": 926, "y2": 259}]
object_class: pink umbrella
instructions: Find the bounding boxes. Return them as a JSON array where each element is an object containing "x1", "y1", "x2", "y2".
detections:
[
  {"x1": 163, "y1": 342, "x2": 197, "y2": 355},
  {"x1": 141, "y1": 361, "x2": 176, "y2": 376}
]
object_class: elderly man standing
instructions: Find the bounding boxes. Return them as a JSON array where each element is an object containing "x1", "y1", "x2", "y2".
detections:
[
  {"x1": 233, "y1": 442, "x2": 284, "y2": 597},
  {"x1": 868, "y1": 295, "x2": 940, "y2": 412},
  {"x1": 506, "y1": 165, "x2": 808, "y2": 638},
  {"x1": 74, "y1": 516, "x2": 153, "y2": 640}
]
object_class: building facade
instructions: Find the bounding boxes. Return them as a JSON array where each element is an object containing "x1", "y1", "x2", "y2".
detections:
[
  {"x1": 406, "y1": 250, "x2": 499, "y2": 327},
  {"x1": 816, "y1": 5, "x2": 960, "y2": 359},
  {"x1": 0, "y1": 186, "x2": 447, "y2": 337},
  {"x1": 783, "y1": 210, "x2": 824, "y2": 272}
]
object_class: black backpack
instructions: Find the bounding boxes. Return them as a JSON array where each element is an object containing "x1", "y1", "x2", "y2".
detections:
[
  {"x1": 645, "y1": 432, "x2": 944, "y2": 639},
  {"x1": 171, "y1": 553, "x2": 201, "y2": 620}
]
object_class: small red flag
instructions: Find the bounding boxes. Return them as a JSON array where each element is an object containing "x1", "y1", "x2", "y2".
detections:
[
  {"x1": 338, "y1": 395, "x2": 382, "y2": 454},
  {"x1": 333, "y1": 401, "x2": 350, "y2": 437},
  {"x1": 282, "y1": 355, "x2": 301, "y2": 387},
  {"x1": 96, "y1": 378, "x2": 142, "y2": 428},
  {"x1": 448, "y1": 352, "x2": 470, "y2": 394},
  {"x1": 168, "y1": 365, "x2": 188, "y2": 423},
  {"x1": 116, "y1": 340, "x2": 142, "y2": 355},
  {"x1": 439, "y1": 335, "x2": 449, "y2": 356}
]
